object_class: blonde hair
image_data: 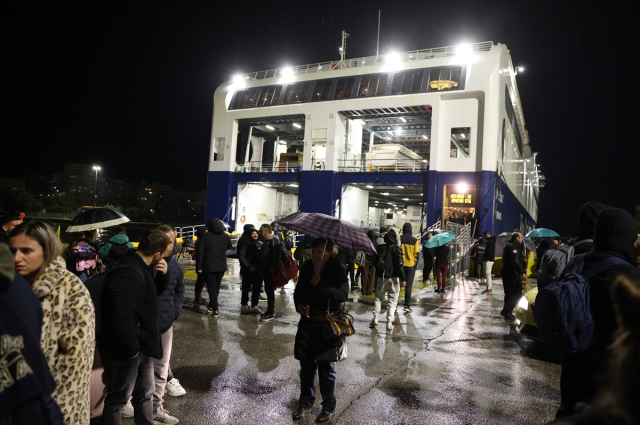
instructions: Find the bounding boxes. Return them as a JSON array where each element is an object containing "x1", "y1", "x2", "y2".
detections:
[{"x1": 10, "y1": 220, "x2": 63, "y2": 278}]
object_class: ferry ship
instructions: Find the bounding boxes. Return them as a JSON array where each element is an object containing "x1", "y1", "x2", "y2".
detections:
[{"x1": 205, "y1": 40, "x2": 542, "y2": 236}]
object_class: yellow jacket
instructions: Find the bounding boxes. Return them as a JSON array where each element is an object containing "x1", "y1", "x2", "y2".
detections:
[{"x1": 401, "y1": 238, "x2": 421, "y2": 267}]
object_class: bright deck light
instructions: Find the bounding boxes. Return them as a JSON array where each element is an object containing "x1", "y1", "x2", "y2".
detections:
[
  {"x1": 397, "y1": 186, "x2": 404, "y2": 189},
  {"x1": 281, "y1": 67, "x2": 294, "y2": 77},
  {"x1": 293, "y1": 123, "x2": 301, "y2": 128},
  {"x1": 366, "y1": 185, "x2": 374, "y2": 189},
  {"x1": 266, "y1": 125, "x2": 275, "y2": 130},
  {"x1": 233, "y1": 74, "x2": 244, "y2": 83},
  {"x1": 386, "y1": 52, "x2": 402, "y2": 63},
  {"x1": 457, "y1": 183, "x2": 468, "y2": 192}
]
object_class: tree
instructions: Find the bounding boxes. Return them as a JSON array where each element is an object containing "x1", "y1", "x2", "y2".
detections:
[{"x1": 0, "y1": 188, "x2": 42, "y2": 213}]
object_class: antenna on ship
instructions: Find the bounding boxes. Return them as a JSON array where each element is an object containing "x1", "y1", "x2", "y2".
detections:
[
  {"x1": 376, "y1": 9, "x2": 381, "y2": 57},
  {"x1": 337, "y1": 30, "x2": 350, "y2": 69}
]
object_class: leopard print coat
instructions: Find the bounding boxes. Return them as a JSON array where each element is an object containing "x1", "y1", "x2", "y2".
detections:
[{"x1": 31, "y1": 255, "x2": 95, "y2": 425}]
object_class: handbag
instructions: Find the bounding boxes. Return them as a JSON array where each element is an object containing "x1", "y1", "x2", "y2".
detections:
[{"x1": 322, "y1": 301, "x2": 356, "y2": 340}]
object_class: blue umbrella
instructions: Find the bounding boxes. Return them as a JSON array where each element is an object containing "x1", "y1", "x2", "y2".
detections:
[
  {"x1": 424, "y1": 232, "x2": 455, "y2": 248},
  {"x1": 526, "y1": 228, "x2": 560, "y2": 238}
]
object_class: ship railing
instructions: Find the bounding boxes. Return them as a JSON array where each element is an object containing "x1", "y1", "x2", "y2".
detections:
[
  {"x1": 443, "y1": 221, "x2": 474, "y2": 280},
  {"x1": 235, "y1": 161, "x2": 302, "y2": 173},
  {"x1": 337, "y1": 158, "x2": 428, "y2": 173},
  {"x1": 239, "y1": 41, "x2": 493, "y2": 81}
]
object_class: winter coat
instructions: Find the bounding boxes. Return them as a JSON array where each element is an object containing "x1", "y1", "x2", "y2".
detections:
[
  {"x1": 502, "y1": 240, "x2": 525, "y2": 274},
  {"x1": 536, "y1": 239, "x2": 558, "y2": 271},
  {"x1": 375, "y1": 230, "x2": 406, "y2": 281},
  {"x1": 99, "y1": 234, "x2": 134, "y2": 260},
  {"x1": 194, "y1": 226, "x2": 206, "y2": 271},
  {"x1": 237, "y1": 225, "x2": 258, "y2": 275},
  {"x1": 400, "y1": 223, "x2": 420, "y2": 267},
  {"x1": 258, "y1": 235, "x2": 281, "y2": 273},
  {"x1": 293, "y1": 256, "x2": 349, "y2": 362},
  {"x1": 239, "y1": 238, "x2": 263, "y2": 279},
  {"x1": 31, "y1": 256, "x2": 95, "y2": 425},
  {"x1": 154, "y1": 250, "x2": 184, "y2": 334},
  {"x1": 197, "y1": 220, "x2": 232, "y2": 272},
  {"x1": 435, "y1": 244, "x2": 450, "y2": 266},
  {"x1": 99, "y1": 250, "x2": 170, "y2": 360},
  {"x1": 560, "y1": 209, "x2": 640, "y2": 409},
  {"x1": 483, "y1": 236, "x2": 497, "y2": 262}
]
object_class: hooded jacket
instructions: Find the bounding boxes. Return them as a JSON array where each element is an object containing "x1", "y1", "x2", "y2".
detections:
[
  {"x1": 154, "y1": 246, "x2": 185, "y2": 334},
  {"x1": 375, "y1": 230, "x2": 406, "y2": 281},
  {"x1": 237, "y1": 224, "x2": 258, "y2": 275},
  {"x1": 194, "y1": 226, "x2": 206, "y2": 271},
  {"x1": 197, "y1": 220, "x2": 232, "y2": 272},
  {"x1": 99, "y1": 234, "x2": 134, "y2": 260},
  {"x1": 570, "y1": 202, "x2": 610, "y2": 255},
  {"x1": 294, "y1": 255, "x2": 348, "y2": 362},
  {"x1": 435, "y1": 244, "x2": 450, "y2": 266},
  {"x1": 400, "y1": 223, "x2": 420, "y2": 267},
  {"x1": 559, "y1": 208, "x2": 640, "y2": 410},
  {"x1": 366, "y1": 230, "x2": 378, "y2": 260},
  {"x1": 536, "y1": 239, "x2": 558, "y2": 272}
]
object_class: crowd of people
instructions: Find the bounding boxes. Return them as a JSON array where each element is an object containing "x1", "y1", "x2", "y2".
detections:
[{"x1": 1, "y1": 202, "x2": 639, "y2": 424}]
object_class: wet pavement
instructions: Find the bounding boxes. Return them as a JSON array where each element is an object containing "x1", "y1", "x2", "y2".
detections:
[{"x1": 125, "y1": 260, "x2": 561, "y2": 424}]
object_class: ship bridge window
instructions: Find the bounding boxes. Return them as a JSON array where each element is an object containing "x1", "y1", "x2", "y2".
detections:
[
  {"x1": 284, "y1": 82, "x2": 310, "y2": 104},
  {"x1": 358, "y1": 74, "x2": 387, "y2": 97},
  {"x1": 334, "y1": 77, "x2": 355, "y2": 99},
  {"x1": 428, "y1": 67, "x2": 462, "y2": 91},
  {"x1": 257, "y1": 86, "x2": 282, "y2": 106},
  {"x1": 391, "y1": 70, "x2": 424, "y2": 94},
  {"x1": 312, "y1": 80, "x2": 332, "y2": 101}
]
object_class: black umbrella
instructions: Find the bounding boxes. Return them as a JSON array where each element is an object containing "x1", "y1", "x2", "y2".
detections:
[{"x1": 66, "y1": 208, "x2": 130, "y2": 232}]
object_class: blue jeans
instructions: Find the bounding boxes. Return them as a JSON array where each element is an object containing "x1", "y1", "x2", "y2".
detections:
[
  {"x1": 101, "y1": 351, "x2": 155, "y2": 425},
  {"x1": 299, "y1": 360, "x2": 337, "y2": 413}
]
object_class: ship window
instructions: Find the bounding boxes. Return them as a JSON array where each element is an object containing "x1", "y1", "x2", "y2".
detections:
[
  {"x1": 298, "y1": 82, "x2": 310, "y2": 102},
  {"x1": 358, "y1": 76, "x2": 370, "y2": 97},
  {"x1": 428, "y1": 67, "x2": 460, "y2": 91},
  {"x1": 312, "y1": 80, "x2": 331, "y2": 101},
  {"x1": 271, "y1": 86, "x2": 282, "y2": 104},
  {"x1": 450, "y1": 127, "x2": 471, "y2": 159},
  {"x1": 231, "y1": 91, "x2": 243, "y2": 109},
  {"x1": 376, "y1": 74, "x2": 388, "y2": 95},
  {"x1": 241, "y1": 88, "x2": 258, "y2": 107},
  {"x1": 335, "y1": 77, "x2": 355, "y2": 99},
  {"x1": 392, "y1": 70, "x2": 424, "y2": 94},
  {"x1": 411, "y1": 70, "x2": 424, "y2": 92},
  {"x1": 284, "y1": 84, "x2": 297, "y2": 103}
]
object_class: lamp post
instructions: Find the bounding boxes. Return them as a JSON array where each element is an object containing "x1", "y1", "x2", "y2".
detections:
[{"x1": 92, "y1": 166, "x2": 101, "y2": 207}]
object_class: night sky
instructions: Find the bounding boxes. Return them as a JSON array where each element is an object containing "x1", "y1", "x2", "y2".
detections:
[{"x1": 3, "y1": 1, "x2": 638, "y2": 235}]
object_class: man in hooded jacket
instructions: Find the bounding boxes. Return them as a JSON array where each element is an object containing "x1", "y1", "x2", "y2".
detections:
[
  {"x1": 400, "y1": 223, "x2": 420, "y2": 312},
  {"x1": 571, "y1": 202, "x2": 610, "y2": 255},
  {"x1": 371, "y1": 229, "x2": 406, "y2": 331},
  {"x1": 556, "y1": 208, "x2": 640, "y2": 418},
  {"x1": 197, "y1": 220, "x2": 232, "y2": 315}
]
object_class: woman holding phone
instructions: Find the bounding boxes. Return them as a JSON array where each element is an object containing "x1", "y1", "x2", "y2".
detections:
[{"x1": 292, "y1": 237, "x2": 349, "y2": 424}]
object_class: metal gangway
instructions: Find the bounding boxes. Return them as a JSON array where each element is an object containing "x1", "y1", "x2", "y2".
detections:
[{"x1": 444, "y1": 221, "x2": 473, "y2": 281}]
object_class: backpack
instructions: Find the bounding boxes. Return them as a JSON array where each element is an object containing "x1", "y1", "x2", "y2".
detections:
[
  {"x1": 355, "y1": 251, "x2": 366, "y2": 268},
  {"x1": 376, "y1": 245, "x2": 396, "y2": 278},
  {"x1": 271, "y1": 247, "x2": 299, "y2": 289},
  {"x1": 534, "y1": 253, "x2": 627, "y2": 353},
  {"x1": 83, "y1": 262, "x2": 144, "y2": 338},
  {"x1": 106, "y1": 241, "x2": 129, "y2": 268},
  {"x1": 537, "y1": 239, "x2": 591, "y2": 288}
]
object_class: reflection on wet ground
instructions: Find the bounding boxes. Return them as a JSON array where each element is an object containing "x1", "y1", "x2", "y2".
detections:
[{"x1": 120, "y1": 259, "x2": 560, "y2": 425}]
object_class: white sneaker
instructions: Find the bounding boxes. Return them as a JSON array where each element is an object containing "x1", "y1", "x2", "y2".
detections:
[
  {"x1": 241, "y1": 305, "x2": 251, "y2": 314},
  {"x1": 166, "y1": 378, "x2": 186, "y2": 397},
  {"x1": 250, "y1": 306, "x2": 262, "y2": 314},
  {"x1": 369, "y1": 318, "x2": 378, "y2": 328},
  {"x1": 121, "y1": 400, "x2": 134, "y2": 418},
  {"x1": 153, "y1": 406, "x2": 179, "y2": 424},
  {"x1": 386, "y1": 322, "x2": 393, "y2": 331}
]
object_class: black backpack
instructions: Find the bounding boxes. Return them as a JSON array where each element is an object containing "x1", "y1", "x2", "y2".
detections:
[
  {"x1": 376, "y1": 245, "x2": 396, "y2": 278},
  {"x1": 83, "y1": 263, "x2": 144, "y2": 338},
  {"x1": 106, "y1": 241, "x2": 129, "y2": 268}
]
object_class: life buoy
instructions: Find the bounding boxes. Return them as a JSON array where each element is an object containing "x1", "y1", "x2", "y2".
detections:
[{"x1": 240, "y1": 215, "x2": 246, "y2": 223}]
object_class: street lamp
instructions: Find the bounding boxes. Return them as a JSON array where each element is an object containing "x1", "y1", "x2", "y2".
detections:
[{"x1": 92, "y1": 166, "x2": 101, "y2": 207}]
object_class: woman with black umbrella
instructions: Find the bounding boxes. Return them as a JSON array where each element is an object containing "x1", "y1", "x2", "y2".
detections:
[{"x1": 292, "y1": 237, "x2": 349, "y2": 424}]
